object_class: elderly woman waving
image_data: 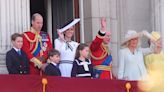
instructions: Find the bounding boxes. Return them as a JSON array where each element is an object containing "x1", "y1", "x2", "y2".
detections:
[{"x1": 117, "y1": 30, "x2": 155, "y2": 80}]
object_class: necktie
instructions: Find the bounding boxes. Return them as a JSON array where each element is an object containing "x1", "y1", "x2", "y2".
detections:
[{"x1": 18, "y1": 50, "x2": 21, "y2": 55}]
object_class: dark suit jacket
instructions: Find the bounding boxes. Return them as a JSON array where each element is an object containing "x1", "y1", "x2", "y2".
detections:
[
  {"x1": 6, "y1": 48, "x2": 29, "y2": 74},
  {"x1": 44, "y1": 63, "x2": 61, "y2": 76}
]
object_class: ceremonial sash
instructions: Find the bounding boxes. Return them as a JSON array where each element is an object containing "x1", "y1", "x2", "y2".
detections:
[
  {"x1": 32, "y1": 33, "x2": 49, "y2": 57},
  {"x1": 33, "y1": 42, "x2": 42, "y2": 57},
  {"x1": 94, "y1": 54, "x2": 112, "y2": 78}
]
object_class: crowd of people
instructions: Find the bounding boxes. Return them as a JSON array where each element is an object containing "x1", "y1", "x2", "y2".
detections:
[{"x1": 5, "y1": 13, "x2": 164, "y2": 81}]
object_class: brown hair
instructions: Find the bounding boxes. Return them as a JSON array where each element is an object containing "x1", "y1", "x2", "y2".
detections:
[
  {"x1": 48, "y1": 49, "x2": 60, "y2": 58},
  {"x1": 75, "y1": 43, "x2": 88, "y2": 59},
  {"x1": 11, "y1": 33, "x2": 22, "y2": 41}
]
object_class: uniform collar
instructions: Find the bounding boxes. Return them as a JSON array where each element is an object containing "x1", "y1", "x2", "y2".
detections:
[{"x1": 31, "y1": 27, "x2": 40, "y2": 34}]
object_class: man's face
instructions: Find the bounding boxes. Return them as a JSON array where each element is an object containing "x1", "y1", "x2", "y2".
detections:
[
  {"x1": 103, "y1": 32, "x2": 111, "y2": 44},
  {"x1": 32, "y1": 16, "x2": 43, "y2": 31}
]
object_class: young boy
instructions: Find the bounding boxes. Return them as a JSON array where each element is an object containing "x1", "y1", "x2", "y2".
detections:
[
  {"x1": 6, "y1": 33, "x2": 29, "y2": 74},
  {"x1": 44, "y1": 49, "x2": 61, "y2": 76}
]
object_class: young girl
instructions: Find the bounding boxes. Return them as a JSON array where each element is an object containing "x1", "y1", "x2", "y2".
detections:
[{"x1": 71, "y1": 43, "x2": 94, "y2": 78}]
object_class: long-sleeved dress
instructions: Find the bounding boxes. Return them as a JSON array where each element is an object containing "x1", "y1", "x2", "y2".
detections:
[
  {"x1": 145, "y1": 51, "x2": 164, "y2": 72},
  {"x1": 117, "y1": 48, "x2": 148, "y2": 80},
  {"x1": 54, "y1": 38, "x2": 78, "y2": 77}
]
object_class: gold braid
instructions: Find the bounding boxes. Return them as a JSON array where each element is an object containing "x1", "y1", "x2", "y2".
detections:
[
  {"x1": 90, "y1": 43, "x2": 109, "y2": 60},
  {"x1": 24, "y1": 28, "x2": 44, "y2": 54},
  {"x1": 24, "y1": 33, "x2": 37, "y2": 42}
]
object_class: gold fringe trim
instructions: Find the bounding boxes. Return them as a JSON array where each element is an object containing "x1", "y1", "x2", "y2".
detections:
[{"x1": 30, "y1": 57, "x2": 42, "y2": 68}]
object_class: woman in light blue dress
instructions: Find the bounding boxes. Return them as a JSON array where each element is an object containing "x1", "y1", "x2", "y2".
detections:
[{"x1": 117, "y1": 30, "x2": 154, "y2": 80}]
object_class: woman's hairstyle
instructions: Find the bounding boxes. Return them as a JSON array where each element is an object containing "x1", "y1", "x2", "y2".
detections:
[{"x1": 75, "y1": 43, "x2": 88, "y2": 59}]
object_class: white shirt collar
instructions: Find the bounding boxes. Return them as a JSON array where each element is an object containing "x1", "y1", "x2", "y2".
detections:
[
  {"x1": 13, "y1": 47, "x2": 20, "y2": 52},
  {"x1": 50, "y1": 62, "x2": 57, "y2": 66}
]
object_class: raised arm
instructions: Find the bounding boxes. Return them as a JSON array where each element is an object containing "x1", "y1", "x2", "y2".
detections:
[
  {"x1": 90, "y1": 17, "x2": 107, "y2": 51},
  {"x1": 139, "y1": 31, "x2": 155, "y2": 55}
]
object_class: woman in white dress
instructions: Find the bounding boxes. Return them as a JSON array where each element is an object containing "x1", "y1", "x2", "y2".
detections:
[
  {"x1": 117, "y1": 30, "x2": 155, "y2": 80},
  {"x1": 54, "y1": 19, "x2": 80, "y2": 77}
]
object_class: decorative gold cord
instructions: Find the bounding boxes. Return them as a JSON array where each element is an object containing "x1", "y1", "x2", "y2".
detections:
[
  {"x1": 23, "y1": 33, "x2": 38, "y2": 43},
  {"x1": 90, "y1": 43, "x2": 109, "y2": 60}
]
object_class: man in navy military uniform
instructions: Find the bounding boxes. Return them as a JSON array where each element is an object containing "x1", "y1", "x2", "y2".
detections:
[{"x1": 6, "y1": 33, "x2": 29, "y2": 74}]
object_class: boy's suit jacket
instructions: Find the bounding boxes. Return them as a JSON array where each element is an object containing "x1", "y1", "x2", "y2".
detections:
[
  {"x1": 45, "y1": 63, "x2": 61, "y2": 76},
  {"x1": 6, "y1": 48, "x2": 29, "y2": 74}
]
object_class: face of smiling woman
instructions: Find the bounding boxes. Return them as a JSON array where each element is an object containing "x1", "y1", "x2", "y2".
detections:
[
  {"x1": 64, "y1": 26, "x2": 75, "y2": 39},
  {"x1": 128, "y1": 37, "x2": 139, "y2": 49}
]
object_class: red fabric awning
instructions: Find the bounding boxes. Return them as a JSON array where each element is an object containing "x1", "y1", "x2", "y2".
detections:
[{"x1": 0, "y1": 75, "x2": 139, "y2": 92}]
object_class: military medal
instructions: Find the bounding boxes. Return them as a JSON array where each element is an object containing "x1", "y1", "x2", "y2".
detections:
[{"x1": 42, "y1": 42, "x2": 47, "y2": 51}]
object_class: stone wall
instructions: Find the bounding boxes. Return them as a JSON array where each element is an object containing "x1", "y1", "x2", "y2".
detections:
[{"x1": 0, "y1": 0, "x2": 30, "y2": 74}]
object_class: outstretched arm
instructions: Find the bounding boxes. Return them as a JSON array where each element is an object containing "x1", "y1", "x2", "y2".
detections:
[{"x1": 90, "y1": 17, "x2": 107, "y2": 51}]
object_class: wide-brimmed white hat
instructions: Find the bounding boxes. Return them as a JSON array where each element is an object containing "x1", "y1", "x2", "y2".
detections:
[
  {"x1": 58, "y1": 18, "x2": 80, "y2": 33},
  {"x1": 121, "y1": 30, "x2": 140, "y2": 46}
]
